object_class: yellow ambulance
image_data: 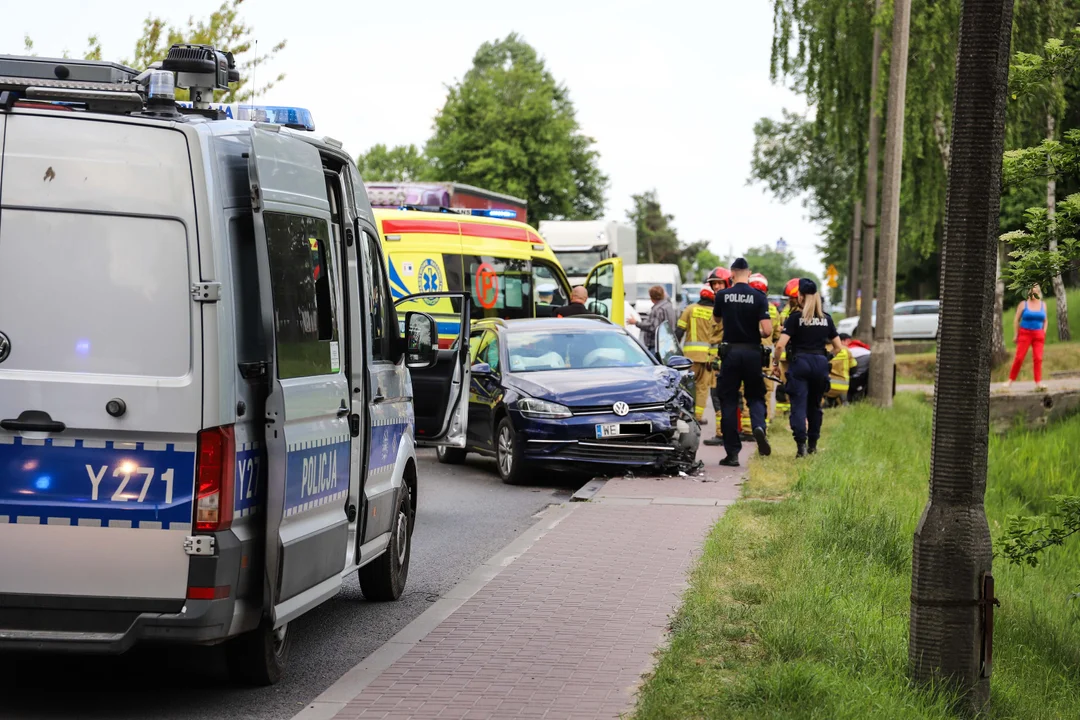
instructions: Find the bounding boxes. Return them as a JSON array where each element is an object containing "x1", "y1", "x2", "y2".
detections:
[{"x1": 374, "y1": 208, "x2": 625, "y2": 347}]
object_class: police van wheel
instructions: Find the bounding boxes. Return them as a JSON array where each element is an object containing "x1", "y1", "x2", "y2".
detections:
[
  {"x1": 226, "y1": 619, "x2": 291, "y2": 686},
  {"x1": 436, "y1": 445, "x2": 467, "y2": 464},
  {"x1": 359, "y1": 486, "x2": 413, "y2": 601},
  {"x1": 496, "y1": 418, "x2": 529, "y2": 485}
]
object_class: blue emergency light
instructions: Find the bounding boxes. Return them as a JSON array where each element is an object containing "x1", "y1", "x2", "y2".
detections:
[
  {"x1": 175, "y1": 102, "x2": 316, "y2": 131},
  {"x1": 396, "y1": 205, "x2": 518, "y2": 220}
]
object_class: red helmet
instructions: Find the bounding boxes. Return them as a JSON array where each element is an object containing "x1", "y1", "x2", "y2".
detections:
[
  {"x1": 783, "y1": 278, "x2": 800, "y2": 298},
  {"x1": 699, "y1": 286, "x2": 715, "y2": 302},
  {"x1": 706, "y1": 267, "x2": 731, "y2": 288},
  {"x1": 749, "y1": 273, "x2": 768, "y2": 293}
]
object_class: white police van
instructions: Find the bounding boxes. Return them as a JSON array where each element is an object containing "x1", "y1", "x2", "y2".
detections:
[{"x1": 0, "y1": 46, "x2": 470, "y2": 684}]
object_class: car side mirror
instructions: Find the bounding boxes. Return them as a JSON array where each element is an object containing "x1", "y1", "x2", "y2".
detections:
[
  {"x1": 470, "y1": 362, "x2": 493, "y2": 376},
  {"x1": 404, "y1": 311, "x2": 439, "y2": 369},
  {"x1": 666, "y1": 355, "x2": 693, "y2": 371}
]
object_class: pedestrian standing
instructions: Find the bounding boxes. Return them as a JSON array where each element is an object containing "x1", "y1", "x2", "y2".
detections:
[
  {"x1": 675, "y1": 281, "x2": 723, "y2": 423},
  {"x1": 773, "y1": 279, "x2": 844, "y2": 458},
  {"x1": 713, "y1": 258, "x2": 773, "y2": 466},
  {"x1": 1006, "y1": 284, "x2": 1048, "y2": 391},
  {"x1": 629, "y1": 285, "x2": 677, "y2": 353}
]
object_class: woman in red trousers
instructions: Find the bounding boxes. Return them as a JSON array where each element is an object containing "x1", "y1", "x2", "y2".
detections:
[{"x1": 1006, "y1": 284, "x2": 1048, "y2": 391}]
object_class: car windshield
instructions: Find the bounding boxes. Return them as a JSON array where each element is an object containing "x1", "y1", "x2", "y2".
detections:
[
  {"x1": 506, "y1": 329, "x2": 655, "y2": 372},
  {"x1": 556, "y1": 250, "x2": 606, "y2": 277}
]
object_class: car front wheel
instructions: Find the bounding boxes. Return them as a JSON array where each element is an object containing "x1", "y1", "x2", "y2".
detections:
[{"x1": 495, "y1": 417, "x2": 530, "y2": 485}]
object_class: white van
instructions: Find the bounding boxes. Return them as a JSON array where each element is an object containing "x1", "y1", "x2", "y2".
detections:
[
  {"x1": 0, "y1": 48, "x2": 469, "y2": 684},
  {"x1": 624, "y1": 264, "x2": 684, "y2": 316}
]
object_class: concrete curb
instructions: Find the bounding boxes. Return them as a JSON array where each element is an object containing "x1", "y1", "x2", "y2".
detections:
[{"x1": 291, "y1": 502, "x2": 579, "y2": 720}]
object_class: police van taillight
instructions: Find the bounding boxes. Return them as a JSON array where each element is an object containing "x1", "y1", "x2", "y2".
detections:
[{"x1": 195, "y1": 426, "x2": 235, "y2": 532}]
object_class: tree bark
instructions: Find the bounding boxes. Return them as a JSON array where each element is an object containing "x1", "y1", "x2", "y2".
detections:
[
  {"x1": 857, "y1": 0, "x2": 885, "y2": 342},
  {"x1": 847, "y1": 199, "x2": 863, "y2": 317},
  {"x1": 909, "y1": 0, "x2": 1014, "y2": 713},
  {"x1": 868, "y1": 0, "x2": 912, "y2": 407},
  {"x1": 1046, "y1": 113, "x2": 1071, "y2": 341},
  {"x1": 991, "y1": 240, "x2": 1008, "y2": 367}
]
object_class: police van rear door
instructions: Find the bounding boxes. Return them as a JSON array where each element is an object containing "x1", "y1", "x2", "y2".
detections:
[
  {"x1": 247, "y1": 127, "x2": 351, "y2": 626},
  {"x1": 0, "y1": 113, "x2": 201, "y2": 605}
]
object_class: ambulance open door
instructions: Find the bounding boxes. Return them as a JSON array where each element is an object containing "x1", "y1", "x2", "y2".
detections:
[{"x1": 584, "y1": 257, "x2": 625, "y2": 326}]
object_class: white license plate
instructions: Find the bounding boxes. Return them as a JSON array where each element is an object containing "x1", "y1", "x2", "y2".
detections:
[{"x1": 595, "y1": 423, "x2": 621, "y2": 438}]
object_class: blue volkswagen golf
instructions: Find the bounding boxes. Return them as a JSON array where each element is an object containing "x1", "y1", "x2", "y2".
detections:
[{"x1": 435, "y1": 317, "x2": 700, "y2": 484}]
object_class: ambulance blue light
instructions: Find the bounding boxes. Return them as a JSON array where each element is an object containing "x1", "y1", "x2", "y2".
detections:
[
  {"x1": 175, "y1": 102, "x2": 316, "y2": 131},
  {"x1": 35, "y1": 476, "x2": 52, "y2": 490},
  {"x1": 467, "y1": 209, "x2": 518, "y2": 219}
]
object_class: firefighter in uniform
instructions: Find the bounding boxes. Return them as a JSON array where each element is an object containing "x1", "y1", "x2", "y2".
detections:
[
  {"x1": 676, "y1": 279, "x2": 723, "y2": 423},
  {"x1": 703, "y1": 268, "x2": 732, "y2": 446},
  {"x1": 774, "y1": 278, "x2": 801, "y2": 416},
  {"x1": 714, "y1": 258, "x2": 773, "y2": 467}
]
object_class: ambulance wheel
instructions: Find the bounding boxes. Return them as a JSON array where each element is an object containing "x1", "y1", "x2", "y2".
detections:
[
  {"x1": 226, "y1": 619, "x2": 291, "y2": 686},
  {"x1": 436, "y1": 445, "x2": 467, "y2": 464},
  {"x1": 359, "y1": 485, "x2": 413, "y2": 601},
  {"x1": 496, "y1": 417, "x2": 529, "y2": 485}
]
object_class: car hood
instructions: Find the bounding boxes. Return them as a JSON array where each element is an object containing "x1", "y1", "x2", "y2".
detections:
[{"x1": 506, "y1": 366, "x2": 681, "y2": 407}]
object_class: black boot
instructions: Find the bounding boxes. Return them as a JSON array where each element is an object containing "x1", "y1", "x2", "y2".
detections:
[
  {"x1": 752, "y1": 426, "x2": 771, "y2": 457},
  {"x1": 703, "y1": 435, "x2": 724, "y2": 446},
  {"x1": 796, "y1": 441, "x2": 808, "y2": 458},
  {"x1": 719, "y1": 455, "x2": 740, "y2": 467},
  {"x1": 808, "y1": 438, "x2": 818, "y2": 455}
]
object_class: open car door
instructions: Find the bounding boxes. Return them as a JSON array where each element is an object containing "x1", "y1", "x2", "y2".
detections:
[
  {"x1": 584, "y1": 257, "x2": 625, "y2": 326},
  {"x1": 248, "y1": 128, "x2": 351, "y2": 627},
  {"x1": 394, "y1": 291, "x2": 471, "y2": 447}
]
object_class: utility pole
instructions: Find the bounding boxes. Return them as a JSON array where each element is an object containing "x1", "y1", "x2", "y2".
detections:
[
  {"x1": 909, "y1": 0, "x2": 1015, "y2": 713},
  {"x1": 847, "y1": 199, "x2": 863, "y2": 317},
  {"x1": 868, "y1": 0, "x2": 912, "y2": 407},
  {"x1": 857, "y1": 0, "x2": 885, "y2": 342}
]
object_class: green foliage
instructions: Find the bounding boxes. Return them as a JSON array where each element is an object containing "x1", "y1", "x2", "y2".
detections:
[
  {"x1": 1000, "y1": 495, "x2": 1080, "y2": 579},
  {"x1": 742, "y1": 244, "x2": 819, "y2": 289},
  {"x1": 633, "y1": 397, "x2": 1080, "y2": 719},
  {"x1": 625, "y1": 190, "x2": 715, "y2": 279},
  {"x1": 356, "y1": 144, "x2": 432, "y2": 182},
  {"x1": 1000, "y1": 195, "x2": 1080, "y2": 291},
  {"x1": 425, "y1": 33, "x2": 607, "y2": 224}
]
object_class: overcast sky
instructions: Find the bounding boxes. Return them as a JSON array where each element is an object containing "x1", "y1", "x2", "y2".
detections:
[{"x1": 4, "y1": 0, "x2": 825, "y2": 282}]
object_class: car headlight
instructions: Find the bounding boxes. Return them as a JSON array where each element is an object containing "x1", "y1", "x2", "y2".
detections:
[{"x1": 516, "y1": 397, "x2": 573, "y2": 419}]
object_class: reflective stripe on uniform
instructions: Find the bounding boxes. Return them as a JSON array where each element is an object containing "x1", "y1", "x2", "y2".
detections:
[
  {"x1": 683, "y1": 342, "x2": 710, "y2": 352},
  {"x1": 677, "y1": 319, "x2": 688, "y2": 329}
]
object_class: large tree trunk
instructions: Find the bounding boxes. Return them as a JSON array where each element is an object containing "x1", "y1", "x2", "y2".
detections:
[
  {"x1": 868, "y1": 0, "x2": 912, "y2": 407},
  {"x1": 1046, "y1": 113, "x2": 1071, "y2": 341},
  {"x1": 909, "y1": 0, "x2": 1014, "y2": 713},
  {"x1": 847, "y1": 199, "x2": 863, "y2": 317},
  {"x1": 991, "y1": 240, "x2": 1008, "y2": 366},
  {"x1": 857, "y1": 0, "x2": 885, "y2": 342}
]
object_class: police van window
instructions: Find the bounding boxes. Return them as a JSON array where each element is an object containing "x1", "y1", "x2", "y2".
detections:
[
  {"x1": 533, "y1": 263, "x2": 569, "y2": 317},
  {"x1": 265, "y1": 213, "x2": 338, "y2": 378},
  {"x1": 465, "y1": 256, "x2": 532, "y2": 321},
  {"x1": 364, "y1": 230, "x2": 391, "y2": 361},
  {"x1": 586, "y1": 263, "x2": 614, "y2": 318}
]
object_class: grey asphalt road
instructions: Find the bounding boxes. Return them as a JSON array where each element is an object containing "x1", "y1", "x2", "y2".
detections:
[{"x1": 0, "y1": 450, "x2": 579, "y2": 720}]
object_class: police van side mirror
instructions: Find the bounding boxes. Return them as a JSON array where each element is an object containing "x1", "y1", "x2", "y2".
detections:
[{"x1": 405, "y1": 312, "x2": 439, "y2": 369}]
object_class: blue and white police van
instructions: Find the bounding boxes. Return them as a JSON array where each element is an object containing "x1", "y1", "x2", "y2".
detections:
[{"x1": 0, "y1": 46, "x2": 470, "y2": 684}]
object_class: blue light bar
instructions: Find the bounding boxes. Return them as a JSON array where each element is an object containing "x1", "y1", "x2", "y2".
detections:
[
  {"x1": 397, "y1": 206, "x2": 521, "y2": 220},
  {"x1": 176, "y1": 102, "x2": 316, "y2": 131},
  {"x1": 471, "y1": 208, "x2": 518, "y2": 219}
]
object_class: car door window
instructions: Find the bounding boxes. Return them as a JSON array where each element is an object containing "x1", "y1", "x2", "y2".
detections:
[
  {"x1": 894, "y1": 304, "x2": 915, "y2": 316},
  {"x1": 264, "y1": 212, "x2": 339, "y2": 378},
  {"x1": 915, "y1": 304, "x2": 939, "y2": 315},
  {"x1": 472, "y1": 330, "x2": 500, "y2": 373},
  {"x1": 586, "y1": 263, "x2": 614, "y2": 318},
  {"x1": 363, "y1": 230, "x2": 392, "y2": 361},
  {"x1": 533, "y1": 262, "x2": 569, "y2": 317}
]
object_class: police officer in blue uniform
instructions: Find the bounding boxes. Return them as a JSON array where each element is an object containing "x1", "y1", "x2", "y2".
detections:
[
  {"x1": 772, "y1": 278, "x2": 845, "y2": 457},
  {"x1": 713, "y1": 258, "x2": 773, "y2": 466}
]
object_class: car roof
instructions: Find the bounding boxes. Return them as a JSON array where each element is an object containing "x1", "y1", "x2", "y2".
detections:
[
  {"x1": 478, "y1": 317, "x2": 626, "y2": 334},
  {"x1": 896, "y1": 299, "x2": 940, "y2": 306}
]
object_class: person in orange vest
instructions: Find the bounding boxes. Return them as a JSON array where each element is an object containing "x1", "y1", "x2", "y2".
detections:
[
  {"x1": 703, "y1": 267, "x2": 733, "y2": 445},
  {"x1": 773, "y1": 278, "x2": 800, "y2": 416},
  {"x1": 676, "y1": 273, "x2": 724, "y2": 423}
]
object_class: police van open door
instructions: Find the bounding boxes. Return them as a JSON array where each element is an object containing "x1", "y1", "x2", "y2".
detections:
[
  {"x1": 248, "y1": 128, "x2": 353, "y2": 627},
  {"x1": 394, "y1": 292, "x2": 471, "y2": 448},
  {"x1": 584, "y1": 257, "x2": 625, "y2": 326}
]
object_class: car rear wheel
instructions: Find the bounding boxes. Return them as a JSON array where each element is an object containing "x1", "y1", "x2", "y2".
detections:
[
  {"x1": 496, "y1": 417, "x2": 529, "y2": 485},
  {"x1": 358, "y1": 486, "x2": 414, "y2": 601},
  {"x1": 226, "y1": 619, "x2": 291, "y2": 686},
  {"x1": 436, "y1": 445, "x2": 467, "y2": 464}
]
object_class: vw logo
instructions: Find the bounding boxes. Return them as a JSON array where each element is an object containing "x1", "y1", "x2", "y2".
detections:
[
  {"x1": 612, "y1": 401, "x2": 629, "y2": 417},
  {"x1": 0, "y1": 331, "x2": 9, "y2": 364}
]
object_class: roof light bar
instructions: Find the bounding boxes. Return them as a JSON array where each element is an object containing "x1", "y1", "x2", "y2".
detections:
[{"x1": 175, "y1": 102, "x2": 316, "y2": 131}]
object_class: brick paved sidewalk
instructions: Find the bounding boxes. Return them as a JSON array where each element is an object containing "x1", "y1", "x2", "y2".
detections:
[{"x1": 300, "y1": 416, "x2": 751, "y2": 720}]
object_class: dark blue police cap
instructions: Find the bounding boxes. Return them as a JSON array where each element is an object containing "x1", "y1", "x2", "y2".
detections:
[
  {"x1": 799, "y1": 278, "x2": 818, "y2": 295},
  {"x1": 730, "y1": 257, "x2": 749, "y2": 271}
]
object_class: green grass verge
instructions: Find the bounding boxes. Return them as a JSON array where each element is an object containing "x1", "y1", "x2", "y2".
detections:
[
  {"x1": 633, "y1": 394, "x2": 1080, "y2": 720},
  {"x1": 896, "y1": 343, "x2": 1080, "y2": 385}
]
